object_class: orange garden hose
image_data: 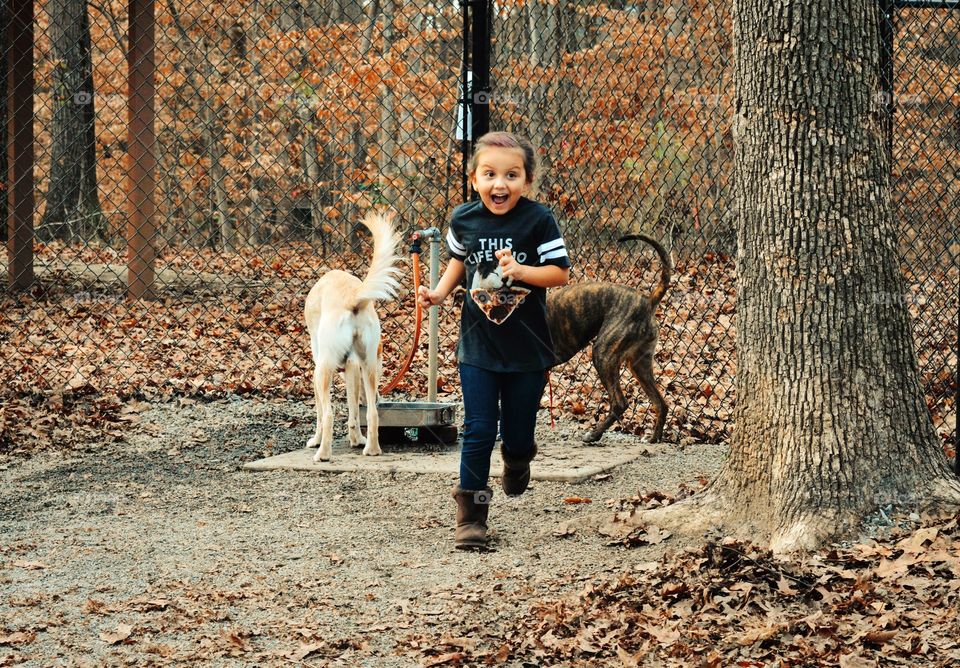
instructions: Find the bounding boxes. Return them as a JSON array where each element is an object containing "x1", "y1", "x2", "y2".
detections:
[
  {"x1": 546, "y1": 371, "x2": 556, "y2": 428},
  {"x1": 382, "y1": 236, "x2": 424, "y2": 394}
]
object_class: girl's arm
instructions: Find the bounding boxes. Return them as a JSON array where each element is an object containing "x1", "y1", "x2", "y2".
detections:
[
  {"x1": 495, "y1": 249, "x2": 569, "y2": 288},
  {"x1": 417, "y1": 258, "x2": 466, "y2": 306}
]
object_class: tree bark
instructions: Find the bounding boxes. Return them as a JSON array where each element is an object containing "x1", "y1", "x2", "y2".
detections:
[
  {"x1": 42, "y1": 0, "x2": 103, "y2": 241},
  {"x1": 525, "y1": 1, "x2": 559, "y2": 165},
  {"x1": 299, "y1": 100, "x2": 326, "y2": 256},
  {"x1": 244, "y1": 1, "x2": 267, "y2": 248},
  {"x1": 647, "y1": 0, "x2": 960, "y2": 553},
  {"x1": 199, "y1": 31, "x2": 231, "y2": 251},
  {"x1": 165, "y1": 0, "x2": 203, "y2": 245},
  {"x1": 0, "y1": 0, "x2": 7, "y2": 243},
  {"x1": 375, "y1": 0, "x2": 400, "y2": 213}
]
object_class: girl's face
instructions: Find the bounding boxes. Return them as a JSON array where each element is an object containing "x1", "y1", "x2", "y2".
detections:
[{"x1": 470, "y1": 146, "x2": 530, "y2": 216}]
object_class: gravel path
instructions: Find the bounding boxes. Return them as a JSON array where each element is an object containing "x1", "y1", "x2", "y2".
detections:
[{"x1": 0, "y1": 397, "x2": 725, "y2": 666}]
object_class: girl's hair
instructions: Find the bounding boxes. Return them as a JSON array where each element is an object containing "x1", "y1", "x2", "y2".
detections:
[{"x1": 467, "y1": 131, "x2": 537, "y2": 184}]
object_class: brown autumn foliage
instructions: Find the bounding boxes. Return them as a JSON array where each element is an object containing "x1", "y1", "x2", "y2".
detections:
[
  {"x1": 400, "y1": 512, "x2": 960, "y2": 667},
  {"x1": 3, "y1": 2, "x2": 955, "y2": 460},
  {"x1": 1, "y1": 242, "x2": 955, "y2": 464}
]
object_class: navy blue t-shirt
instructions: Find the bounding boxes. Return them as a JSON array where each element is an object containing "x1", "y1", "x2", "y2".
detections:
[{"x1": 446, "y1": 197, "x2": 570, "y2": 372}]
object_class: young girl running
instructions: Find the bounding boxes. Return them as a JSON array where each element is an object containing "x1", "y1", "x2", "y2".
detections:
[{"x1": 417, "y1": 131, "x2": 571, "y2": 550}]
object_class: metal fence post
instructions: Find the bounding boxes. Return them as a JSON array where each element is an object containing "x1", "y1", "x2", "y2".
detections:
[
  {"x1": 469, "y1": 0, "x2": 491, "y2": 146},
  {"x1": 460, "y1": 0, "x2": 492, "y2": 201}
]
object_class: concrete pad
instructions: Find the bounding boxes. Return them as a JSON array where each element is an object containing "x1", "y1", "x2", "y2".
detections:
[{"x1": 243, "y1": 440, "x2": 671, "y2": 483}]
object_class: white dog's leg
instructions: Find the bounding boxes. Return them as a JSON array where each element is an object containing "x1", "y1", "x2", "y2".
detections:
[
  {"x1": 307, "y1": 365, "x2": 323, "y2": 449},
  {"x1": 361, "y1": 364, "x2": 381, "y2": 457},
  {"x1": 313, "y1": 368, "x2": 335, "y2": 462},
  {"x1": 344, "y1": 361, "x2": 366, "y2": 448}
]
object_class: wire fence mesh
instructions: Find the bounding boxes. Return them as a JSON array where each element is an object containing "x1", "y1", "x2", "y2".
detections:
[
  {"x1": 1, "y1": 0, "x2": 956, "y2": 451},
  {"x1": 889, "y1": 6, "x2": 959, "y2": 457}
]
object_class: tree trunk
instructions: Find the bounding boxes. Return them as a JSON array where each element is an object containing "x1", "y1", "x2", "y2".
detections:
[
  {"x1": 42, "y1": 0, "x2": 103, "y2": 241},
  {"x1": 376, "y1": 0, "x2": 400, "y2": 213},
  {"x1": 648, "y1": 0, "x2": 960, "y2": 553},
  {"x1": 325, "y1": 0, "x2": 363, "y2": 25},
  {"x1": 525, "y1": 1, "x2": 559, "y2": 161},
  {"x1": 361, "y1": 0, "x2": 380, "y2": 54},
  {"x1": 245, "y1": 1, "x2": 267, "y2": 248},
  {"x1": 299, "y1": 101, "x2": 326, "y2": 257},
  {"x1": 210, "y1": 115, "x2": 231, "y2": 252},
  {"x1": 166, "y1": 0, "x2": 204, "y2": 245},
  {"x1": 159, "y1": 129, "x2": 184, "y2": 245},
  {"x1": 200, "y1": 34, "x2": 231, "y2": 251}
]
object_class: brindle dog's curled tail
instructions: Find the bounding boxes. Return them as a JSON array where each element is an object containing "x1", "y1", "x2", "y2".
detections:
[{"x1": 617, "y1": 233, "x2": 672, "y2": 309}]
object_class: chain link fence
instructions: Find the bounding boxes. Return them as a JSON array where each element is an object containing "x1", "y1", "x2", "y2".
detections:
[
  {"x1": 888, "y1": 5, "x2": 959, "y2": 458},
  {"x1": 1, "y1": 0, "x2": 956, "y2": 450}
]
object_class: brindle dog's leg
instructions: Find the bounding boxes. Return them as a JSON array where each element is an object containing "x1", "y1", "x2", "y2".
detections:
[
  {"x1": 584, "y1": 344, "x2": 629, "y2": 443},
  {"x1": 629, "y1": 353, "x2": 666, "y2": 442}
]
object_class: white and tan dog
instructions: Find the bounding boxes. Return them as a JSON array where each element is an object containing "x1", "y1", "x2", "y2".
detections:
[{"x1": 304, "y1": 211, "x2": 401, "y2": 461}]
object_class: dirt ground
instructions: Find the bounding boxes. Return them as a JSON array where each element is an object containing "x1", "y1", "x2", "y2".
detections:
[{"x1": 0, "y1": 397, "x2": 726, "y2": 666}]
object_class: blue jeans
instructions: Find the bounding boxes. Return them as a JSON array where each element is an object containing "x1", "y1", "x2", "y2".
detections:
[{"x1": 458, "y1": 364, "x2": 547, "y2": 490}]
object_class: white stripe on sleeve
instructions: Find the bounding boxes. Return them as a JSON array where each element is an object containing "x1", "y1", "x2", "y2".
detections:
[
  {"x1": 540, "y1": 248, "x2": 569, "y2": 263},
  {"x1": 537, "y1": 238, "x2": 565, "y2": 254},
  {"x1": 446, "y1": 228, "x2": 466, "y2": 256}
]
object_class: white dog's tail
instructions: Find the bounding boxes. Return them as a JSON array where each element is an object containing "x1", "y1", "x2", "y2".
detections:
[{"x1": 356, "y1": 211, "x2": 402, "y2": 303}]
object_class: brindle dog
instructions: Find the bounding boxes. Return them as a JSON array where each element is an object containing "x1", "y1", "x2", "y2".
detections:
[{"x1": 546, "y1": 233, "x2": 671, "y2": 443}]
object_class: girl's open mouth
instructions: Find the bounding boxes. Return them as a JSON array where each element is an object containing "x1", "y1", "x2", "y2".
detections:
[{"x1": 491, "y1": 194, "x2": 509, "y2": 205}]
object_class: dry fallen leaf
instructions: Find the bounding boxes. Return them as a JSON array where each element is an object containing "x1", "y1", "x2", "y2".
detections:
[
  {"x1": 737, "y1": 624, "x2": 782, "y2": 646},
  {"x1": 13, "y1": 561, "x2": 47, "y2": 570},
  {"x1": 839, "y1": 652, "x2": 879, "y2": 668},
  {"x1": 99, "y1": 623, "x2": 133, "y2": 645},
  {"x1": 777, "y1": 575, "x2": 799, "y2": 595},
  {"x1": 0, "y1": 631, "x2": 36, "y2": 646},
  {"x1": 440, "y1": 635, "x2": 476, "y2": 650},
  {"x1": 874, "y1": 555, "x2": 914, "y2": 580},
  {"x1": 222, "y1": 630, "x2": 248, "y2": 650},
  {"x1": 862, "y1": 629, "x2": 898, "y2": 646},
  {"x1": 898, "y1": 526, "x2": 939, "y2": 555},
  {"x1": 423, "y1": 651, "x2": 466, "y2": 666},
  {"x1": 290, "y1": 641, "x2": 326, "y2": 660},
  {"x1": 645, "y1": 623, "x2": 681, "y2": 646},
  {"x1": 643, "y1": 525, "x2": 672, "y2": 545},
  {"x1": 616, "y1": 644, "x2": 639, "y2": 668},
  {"x1": 84, "y1": 598, "x2": 110, "y2": 614}
]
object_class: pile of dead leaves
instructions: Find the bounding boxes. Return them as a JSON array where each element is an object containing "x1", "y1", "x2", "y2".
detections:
[
  {"x1": 1, "y1": 244, "x2": 955, "y2": 457},
  {"x1": 404, "y1": 514, "x2": 960, "y2": 667},
  {"x1": 0, "y1": 388, "x2": 136, "y2": 457}
]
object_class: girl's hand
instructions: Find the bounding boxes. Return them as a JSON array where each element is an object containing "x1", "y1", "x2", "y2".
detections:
[
  {"x1": 495, "y1": 248, "x2": 526, "y2": 283},
  {"x1": 417, "y1": 285, "x2": 442, "y2": 308}
]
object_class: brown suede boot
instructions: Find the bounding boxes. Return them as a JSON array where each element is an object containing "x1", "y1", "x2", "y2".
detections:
[
  {"x1": 500, "y1": 442, "x2": 537, "y2": 496},
  {"x1": 452, "y1": 486, "x2": 492, "y2": 550}
]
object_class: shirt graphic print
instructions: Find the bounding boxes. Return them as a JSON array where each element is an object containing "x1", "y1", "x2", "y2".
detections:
[{"x1": 466, "y1": 253, "x2": 531, "y2": 325}]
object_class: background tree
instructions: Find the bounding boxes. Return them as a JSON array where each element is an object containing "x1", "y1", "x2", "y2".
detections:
[
  {"x1": 1, "y1": 0, "x2": 7, "y2": 243},
  {"x1": 647, "y1": 0, "x2": 960, "y2": 553},
  {"x1": 41, "y1": 0, "x2": 103, "y2": 241}
]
